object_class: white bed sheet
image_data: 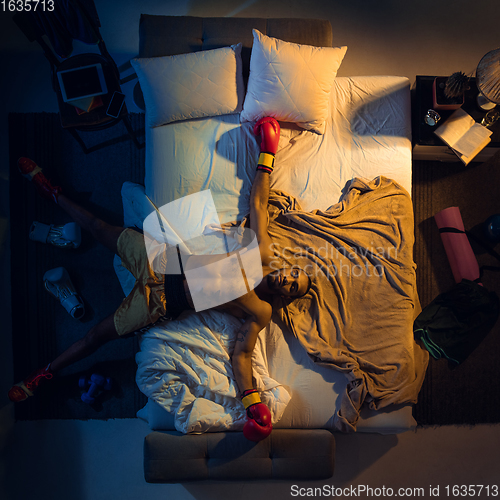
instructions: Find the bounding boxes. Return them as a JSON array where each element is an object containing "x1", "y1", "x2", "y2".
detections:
[
  {"x1": 145, "y1": 76, "x2": 412, "y2": 218},
  {"x1": 125, "y1": 75, "x2": 416, "y2": 433}
]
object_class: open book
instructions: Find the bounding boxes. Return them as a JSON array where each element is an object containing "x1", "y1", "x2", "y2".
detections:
[{"x1": 434, "y1": 108, "x2": 492, "y2": 165}]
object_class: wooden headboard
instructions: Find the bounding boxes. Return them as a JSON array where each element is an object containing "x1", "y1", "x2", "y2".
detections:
[
  {"x1": 138, "y1": 15, "x2": 333, "y2": 82},
  {"x1": 133, "y1": 16, "x2": 333, "y2": 109}
]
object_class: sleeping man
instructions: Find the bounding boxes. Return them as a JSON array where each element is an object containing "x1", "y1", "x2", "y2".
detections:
[{"x1": 9, "y1": 117, "x2": 311, "y2": 442}]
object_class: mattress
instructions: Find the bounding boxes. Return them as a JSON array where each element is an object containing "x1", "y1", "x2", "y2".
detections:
[{"x1": 120, "y1": 75, "x2": 416, "y2": 434}]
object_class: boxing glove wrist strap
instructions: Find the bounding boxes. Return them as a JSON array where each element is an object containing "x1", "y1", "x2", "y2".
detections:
[
  {"x1": 257, "y1": 152, "x2": 275, "y2": 174},
  {"x1": 241, "y1": 389, "x2": 261, "y2": 409}
]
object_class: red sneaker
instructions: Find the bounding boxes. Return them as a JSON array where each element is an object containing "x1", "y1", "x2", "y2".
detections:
[
  {"x1": 17, "y1": 157, "x2": 62, "y2": 203},
  {"x1": 8, "y1": 364, "x2": 54, "y2": 402}
]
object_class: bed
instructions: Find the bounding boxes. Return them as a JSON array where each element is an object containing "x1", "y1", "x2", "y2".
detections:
[{"x1": 117, "y1": 15, "x2": 429, "y2": 481}]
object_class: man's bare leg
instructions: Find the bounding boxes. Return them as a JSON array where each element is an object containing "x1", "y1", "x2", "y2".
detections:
[
  {"x1": 49, "y1": 313, "x2": 121, "y2": 373},
  {"x1": 17, "y1": 157, "x2": 125, "y2": 254},
  {"x1": 57, "y1": 194, "x2": 124, "y2": 254},
  {"x1": 8, "y1": 313, "x2": 122, "y2": 402}
]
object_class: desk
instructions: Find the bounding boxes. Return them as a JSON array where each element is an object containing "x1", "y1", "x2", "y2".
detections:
[{"x1": 54, "y1": 53, "x2": 142, "y2": 153}]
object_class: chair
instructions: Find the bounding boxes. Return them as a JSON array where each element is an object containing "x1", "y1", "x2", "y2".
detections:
[{"x1": 13, "y1": 0, "x2": 143, "y2": 154}]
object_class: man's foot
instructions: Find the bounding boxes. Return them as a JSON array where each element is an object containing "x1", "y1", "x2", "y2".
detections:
[
  {"x1": 8, "y1": 364, "x2": 54, "y2": 402},
  {"x1": 17, "y1": 157, "x2": 62, "y2": 203}
]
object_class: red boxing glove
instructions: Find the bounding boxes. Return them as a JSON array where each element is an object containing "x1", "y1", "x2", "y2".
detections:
[
  {"x1": 241, "y1": 389, "x2": 273, "y2": 442},
  {"x1": 253, "y1": 117, "x2": 280, "y2": 174}
]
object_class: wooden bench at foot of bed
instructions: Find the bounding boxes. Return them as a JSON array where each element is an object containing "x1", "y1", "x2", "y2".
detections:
[{"x1": 144, "y1": 429, "x2": 335, "y2": 482}]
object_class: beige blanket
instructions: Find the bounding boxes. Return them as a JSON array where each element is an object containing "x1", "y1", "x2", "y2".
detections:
[{"x1": 266, "y1": 176, "x2": 429, "y2": 432}]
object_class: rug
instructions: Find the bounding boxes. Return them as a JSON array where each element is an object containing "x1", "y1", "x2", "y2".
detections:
[
  {"x1": 412, "y1": 151, "x2": 500, "y2": 425},
  {"x1": 9, "y1": 112, "x2": 148, "y2": 420}
]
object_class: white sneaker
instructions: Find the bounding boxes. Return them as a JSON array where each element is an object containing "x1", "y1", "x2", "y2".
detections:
[{"x1": 43, "y1": 267, "x2": 85, "y2": 319}]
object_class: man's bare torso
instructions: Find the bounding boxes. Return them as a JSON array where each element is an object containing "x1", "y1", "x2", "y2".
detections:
[{"x1": 180, "y1": 252, "x2": 277, "y2": 321}]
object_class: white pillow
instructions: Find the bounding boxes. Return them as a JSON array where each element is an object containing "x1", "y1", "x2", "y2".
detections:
[
  {"x1": 131, "y1": 44, "x2": 244, "y2": 128},
  {"x1": 241, "y1": 30, "x2": 347, "y2": 134}
]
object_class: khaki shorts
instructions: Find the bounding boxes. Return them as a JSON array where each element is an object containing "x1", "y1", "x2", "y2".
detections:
[{"x1": 114, "y1": 228, "x2": 167, "y2": 336}]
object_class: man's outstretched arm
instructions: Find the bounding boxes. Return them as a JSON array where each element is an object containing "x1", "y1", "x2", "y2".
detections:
[
  {"x1": 228, "y1": 117, "x2": 281, "y2": 442},
  {"x1": 250, "y1": 117, "x2": 280, "y2": 261},
  {"x1": 231, "y1": 310, "x2": 271, "y2": 393},
  {"x1": 231, "y1": 310, "x2": 273, "y2": 442}
]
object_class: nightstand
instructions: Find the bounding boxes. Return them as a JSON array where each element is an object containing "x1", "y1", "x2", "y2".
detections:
[
  {"x1": 412, "y1": 75, "x2": 500, "y2": 162},
  {"x1": 13, "y1": 9, "x2": 143, "y2": 154}
]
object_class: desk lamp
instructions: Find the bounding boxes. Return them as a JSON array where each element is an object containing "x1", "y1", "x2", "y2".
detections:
[{"x1": 476, "y1": 48, "x2": 500, "y2": 111}]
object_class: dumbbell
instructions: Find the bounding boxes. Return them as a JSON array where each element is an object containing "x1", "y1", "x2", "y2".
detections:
[{"x1": 78, "y1": 373, "x2": 113, "y2": 404}]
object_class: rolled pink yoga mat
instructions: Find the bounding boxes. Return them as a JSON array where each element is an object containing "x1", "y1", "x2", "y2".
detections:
[{"x1": 434, "y1": 207, "x2": 481, "y2": 284}]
